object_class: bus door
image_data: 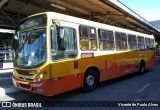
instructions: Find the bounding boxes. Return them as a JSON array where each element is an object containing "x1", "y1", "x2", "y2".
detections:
[{"x1": 50, "y1": 24, "x2": 81, "y2": 95}]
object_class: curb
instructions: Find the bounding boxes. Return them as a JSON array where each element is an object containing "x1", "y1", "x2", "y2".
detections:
[{"x1": 0, "y1": 87, "x2": 21, "y2": 97}]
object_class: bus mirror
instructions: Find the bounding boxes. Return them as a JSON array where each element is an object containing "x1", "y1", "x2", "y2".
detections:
[{"x1": 60, "y1": 27, "x2": 64, "y2": 39}]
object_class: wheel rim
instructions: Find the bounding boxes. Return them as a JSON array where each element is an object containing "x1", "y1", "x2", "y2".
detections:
[{"x1": 86, "y1": 75, "x2": 95, "y2": 87}]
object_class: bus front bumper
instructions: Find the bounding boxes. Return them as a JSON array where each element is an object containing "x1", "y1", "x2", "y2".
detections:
[{"x1": 12, "y1": 77, "x2": 52, "y2": 96}]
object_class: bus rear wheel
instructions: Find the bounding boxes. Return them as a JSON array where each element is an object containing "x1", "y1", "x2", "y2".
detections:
[{"x1": 82, "y1": 69, "x2": 98, "y2": 92}]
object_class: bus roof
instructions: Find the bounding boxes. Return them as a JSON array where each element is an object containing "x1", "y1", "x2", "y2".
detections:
[{"x1": 31, "y1": 12, "x2": 154, "y2": 38}]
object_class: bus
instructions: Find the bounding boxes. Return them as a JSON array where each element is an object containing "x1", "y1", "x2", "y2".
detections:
[{"x1": 12, "y1": 12, "x2": 156, "y2": 96}]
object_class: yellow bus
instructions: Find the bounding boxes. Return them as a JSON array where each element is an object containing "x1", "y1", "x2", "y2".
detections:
[{"x1": 12, "y1": 12, "x2": 156, "y2": 96}]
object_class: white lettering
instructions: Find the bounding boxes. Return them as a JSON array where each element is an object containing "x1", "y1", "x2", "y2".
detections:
[
  {"x1": 118, "y1": 103, "x2": 131, "y2": 107},
  {"x1": 148, "y1": 103, "x2": 158, "y2": 107},
  {"x1": 12, "y1": 102, "x2": 27, "y2": 107},
  {"x1": 137, "y1": 103, "x2": 147, "y2": 107},
  {"x1": 28, "y1": 103, "x2": 42, "y2": 107}
]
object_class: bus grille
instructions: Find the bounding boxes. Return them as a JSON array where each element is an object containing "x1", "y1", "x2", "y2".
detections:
[
  {"x1": 19, "y1": 83, "x2": 31, "y2": 89},
  {"x1": 16, "y1": 69, "x2": 32, "y2": 76}
]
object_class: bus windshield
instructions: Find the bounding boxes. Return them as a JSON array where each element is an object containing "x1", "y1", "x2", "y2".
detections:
[{"x1": 14, "y1": 28, "x2": 46, "y2": 67}]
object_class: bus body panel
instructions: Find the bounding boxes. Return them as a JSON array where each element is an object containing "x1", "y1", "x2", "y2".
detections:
[
  {"x1": 144, "y1": 50, "x2": 156, "y2": 69},
  {"x1": 50, "y1": 59, "x2": 82, "y2": 95},
  {"x1": 13, "y1": 78, "x2": 52, "y2": 96},
  {"x1": 12, "y1": 49, "x2": 155, "y2": 96}
]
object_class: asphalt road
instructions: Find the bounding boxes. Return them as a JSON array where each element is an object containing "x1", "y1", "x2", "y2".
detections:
[{"x1": 1, "y1": 62, "x2": 160, "y2": 110}]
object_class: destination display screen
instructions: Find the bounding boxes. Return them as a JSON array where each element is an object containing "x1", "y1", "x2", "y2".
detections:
[{"x1": 19, "y1": 14, "x2": 47, "y2": 30}]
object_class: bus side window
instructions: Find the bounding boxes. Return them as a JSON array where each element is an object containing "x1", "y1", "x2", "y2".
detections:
[
  {"x1": 51, "y1": 25, "x2": 58, "y2": 51},
  {"x1": 150, "y1": 38, "x2": 154, "y2": 50},
  {"x1": 63, "y1": 27, "x2": 77, "y2": 58},
  {"x1": 98, "y1": 29, "x2": 114, "y2": 50},
  {"x1": 145, "y1": 38, "x2": 150, "y2": 50},
  {"x1": 115, "y1": 32, "x2": 127, "y2": 50},
  {"x1": 51, "y1": 25, "x2": 77, "y2": 60},
  {"x1": 138, "y1": 36, "x2": 145, "y2": 50},
  {"x1": 79, "y1": 25, "x2": 97, "y2": 50},
  {"x1": 128, "y1": 34, "x2": 137, "y2": 50}
]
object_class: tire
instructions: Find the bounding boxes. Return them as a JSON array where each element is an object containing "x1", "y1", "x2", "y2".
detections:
[
  {"x1": 139, "y1": 61, "x2": 145, "y2": 74},
  {"x1": 82, "y1": 69, "x2": 98, "y2": 92}
]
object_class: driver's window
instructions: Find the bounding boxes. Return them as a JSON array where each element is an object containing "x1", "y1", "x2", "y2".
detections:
[
  {"x1": 51, "y1": 25, "x2": 77, "y2": 61},
  {"x1": 51, "y1": 25, "x2": 58, "y2": 51}
]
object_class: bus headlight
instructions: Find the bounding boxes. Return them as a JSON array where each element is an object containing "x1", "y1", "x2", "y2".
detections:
[
  {"x1": 36, "y1": 71, "x2": 47, "y2": 82},
  {"x1": 40, "y1": 74, "x2": 43, "y2": 79}
]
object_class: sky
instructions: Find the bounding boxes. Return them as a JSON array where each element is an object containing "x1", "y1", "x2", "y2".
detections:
[{"x1": 118, "y1": 0, "x2": 160, "y2": 21}]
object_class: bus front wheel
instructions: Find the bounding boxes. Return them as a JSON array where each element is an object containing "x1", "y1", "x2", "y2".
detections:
[{"x1": 82, "y1": 69, "x2": 98, "y2": 92}]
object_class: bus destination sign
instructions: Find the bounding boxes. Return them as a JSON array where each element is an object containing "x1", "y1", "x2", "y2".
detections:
[{"x1": 19, "y1": 14, "x2": 47, "y2": 30}]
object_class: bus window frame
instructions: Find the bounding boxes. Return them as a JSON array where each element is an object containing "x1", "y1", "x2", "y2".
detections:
[
  {"x1": 51, "y1": 25, "x2": 78, "y2": 62},
  {"x1": 115, "y1": 31, "x2": 128, "y2": 51},
  {"x1": 98, "y1": 28, "x2": 115, "y2": 51},
  {"x1": 79, "y1": 25, "x2": 98, "y2": 51},
  {"x1": 128, "y1": 34, "x2": 138, "y2": 50},
  {"x1": 138, "y1": 36, "x2": 145, "y2": 50}
]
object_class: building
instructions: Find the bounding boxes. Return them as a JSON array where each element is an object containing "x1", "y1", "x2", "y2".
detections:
[
  {"x1": 150, "y1": 20, "x2": 160, "y2": 55},
  {"x1": 150, "y1": 20, "x2": 160, "y2": 29}
]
